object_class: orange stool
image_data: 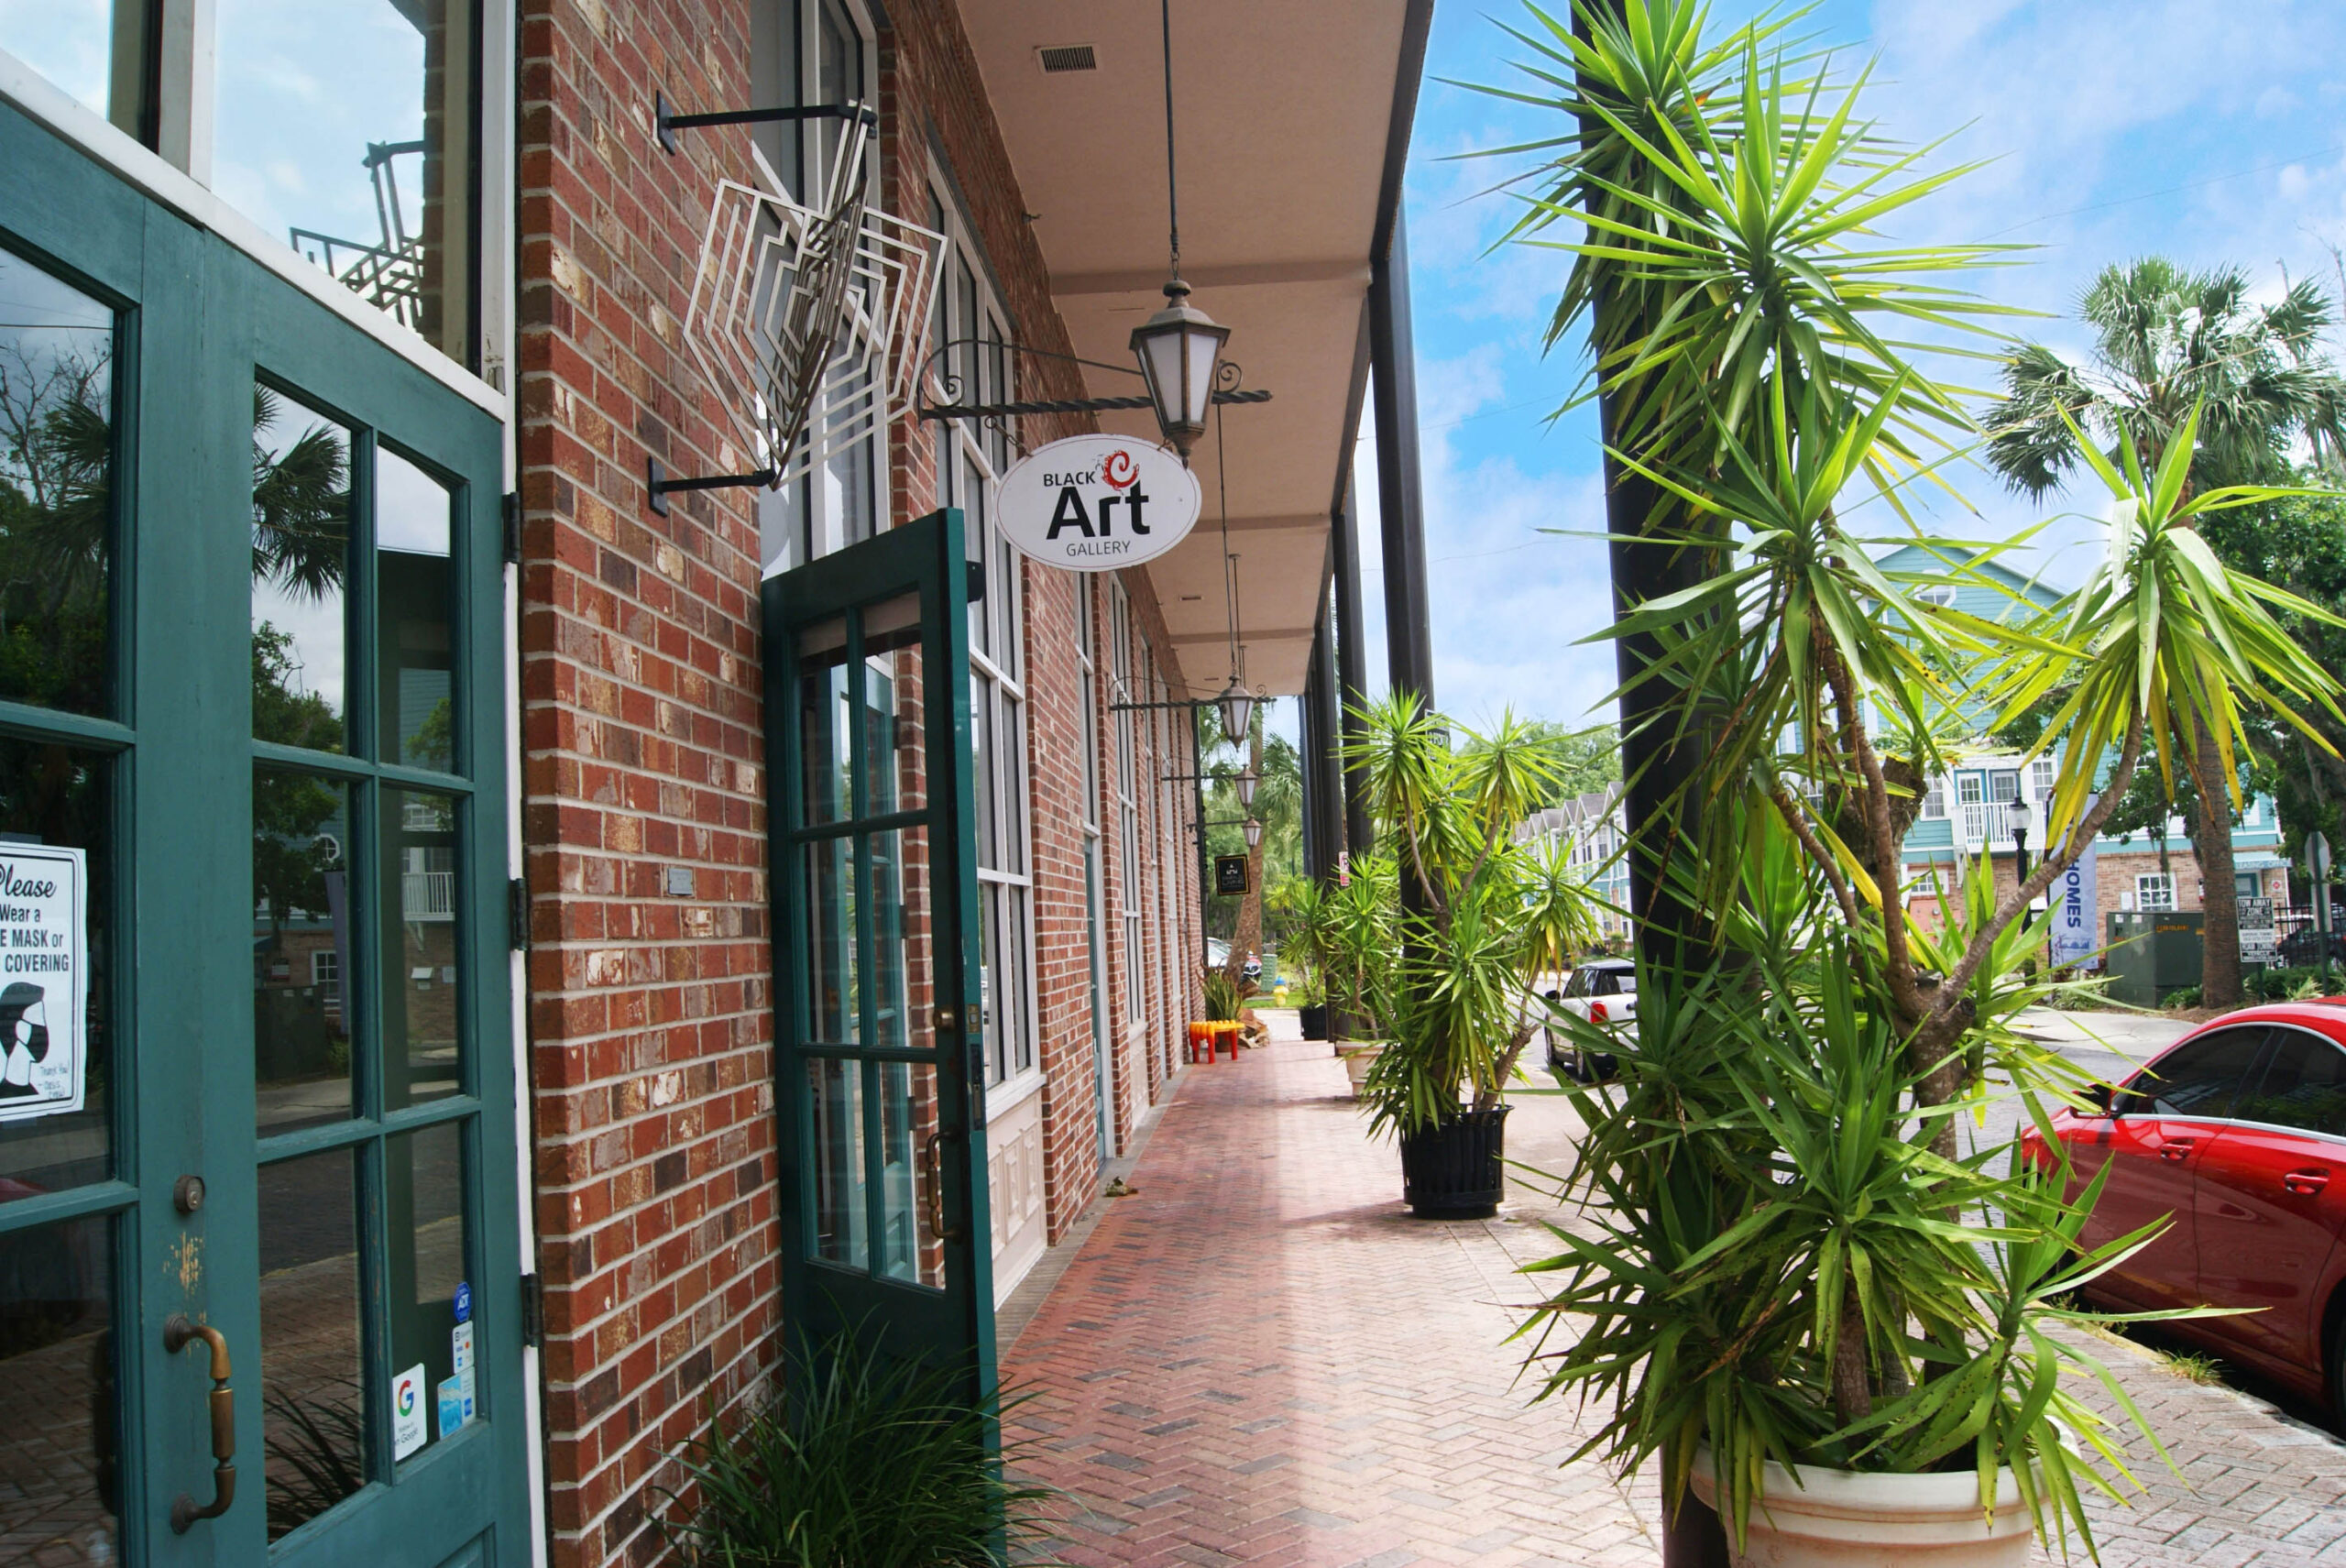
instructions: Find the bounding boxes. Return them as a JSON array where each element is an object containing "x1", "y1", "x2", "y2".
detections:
[
  {"x1": 1187, "y1": 1021, "x2": 1216, "y2": 1064},
  {"x1": 1211, "y1": 1020, "x2": 1242, "y2": 1061}
]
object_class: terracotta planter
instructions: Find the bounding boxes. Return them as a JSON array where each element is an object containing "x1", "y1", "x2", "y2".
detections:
[
  {"x1": 1335, "y1": 1042, "x2": 1385, "y2": 1096},
  {"x1": 1688, "y1": 1449, "x2": 2034, "y2": 1567}
]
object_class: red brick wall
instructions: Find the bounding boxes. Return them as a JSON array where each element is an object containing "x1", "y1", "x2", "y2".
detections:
[
  {"x1": 515, "y1": 0, "x2": 774, "y2": 1562},
  {"x1": 516, "y1": 1, "x2": 1205, "y2": 1563}
]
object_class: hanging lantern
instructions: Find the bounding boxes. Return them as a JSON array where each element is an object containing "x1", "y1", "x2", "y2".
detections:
[
  {"x1": 1131, "y1": 280, "x2": 1230, "y2": 458},
  {"x1": 1235, "y1": 768, "x2": 1258, "y2": 809},
  {"x1": 1215, "y1": 678, "x2": 1254, "y2": 742},
  {"x1": 1243, "y1": 817, "x2": 1264, "y2": 851}
]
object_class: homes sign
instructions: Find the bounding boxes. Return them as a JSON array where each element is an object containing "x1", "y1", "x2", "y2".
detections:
[{"x1": 995, "y1": 434, "x2": 1200, "y2": 571}]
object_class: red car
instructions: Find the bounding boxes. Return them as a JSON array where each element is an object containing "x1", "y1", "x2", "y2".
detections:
[{"x1": 2023, "y1": 1001, "x2": 2346, "y2": 1410}]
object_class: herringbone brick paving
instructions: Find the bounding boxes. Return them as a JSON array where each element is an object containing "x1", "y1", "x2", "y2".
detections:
[{"x1": 1004, "y1": 1014, "x2": 2346, "y2": 1566}]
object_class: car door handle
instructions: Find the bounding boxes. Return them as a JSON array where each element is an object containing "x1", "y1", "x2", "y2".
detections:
[
  {"x1": 2158, "y1": 1139, "x2": 2197, "y2": 1162},
  {"x1": 2285, "y1": 1169, "x2": 2331, "y2": 1196}
]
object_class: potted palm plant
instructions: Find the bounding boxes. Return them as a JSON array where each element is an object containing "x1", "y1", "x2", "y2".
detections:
[
  {"x1": 1472, "y1": 0, "x2": 2346, "y2": 1558},
  {"x1": 1343, "y1": 699, "x2": 1598, "y2": 1217}
]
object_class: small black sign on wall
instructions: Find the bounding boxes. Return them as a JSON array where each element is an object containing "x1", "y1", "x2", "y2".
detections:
[{"x1": 1214, "y1": 855, "x2": 1250, "y2": 896}]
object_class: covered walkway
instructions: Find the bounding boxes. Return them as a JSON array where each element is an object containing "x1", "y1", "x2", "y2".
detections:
[
  {"x1": 1003, "y1": 1014, "x2": 2346, "y2": 1568},
  {"x1": 1000, "y1": 1019, "x2": 1662, "y2": 1567}
]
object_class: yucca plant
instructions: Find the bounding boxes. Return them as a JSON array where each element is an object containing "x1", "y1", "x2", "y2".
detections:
[
  {"x1": 1342, "y1": 696, "x2": 1602, "y2": 1136},
  {"x1": 1200, "y1": 970, "x2": 1243, "y2": 1024},
  {"x1": 658, "y1": 1332, "x2": 1059, "y2": 1568},
  {"x1": 1471, "y1": 0, "x2": 2346, "y2": 1556}
]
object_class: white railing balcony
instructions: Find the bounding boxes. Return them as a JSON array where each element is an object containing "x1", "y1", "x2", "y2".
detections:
[
  {"x1": 1957, "y1": 801, "x2": 2019, "y2": 850},
  {"x1": 401, "y1": 870, "x2": 456, "y2": 922}
]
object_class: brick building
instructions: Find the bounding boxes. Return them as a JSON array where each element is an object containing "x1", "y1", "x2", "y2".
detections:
[{"x1": 0, "y1": 2, "x2": 1429, "y2": 1565}]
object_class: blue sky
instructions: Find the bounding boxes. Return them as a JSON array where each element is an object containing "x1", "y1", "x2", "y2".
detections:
[{"x1": 1332, "y1": 0, "x2": 2346, "y2": 741}]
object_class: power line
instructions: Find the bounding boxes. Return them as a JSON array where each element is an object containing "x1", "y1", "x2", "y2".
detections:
[{"x1": 1982, "y1": 140, "x2": 2346, "y2": 241}]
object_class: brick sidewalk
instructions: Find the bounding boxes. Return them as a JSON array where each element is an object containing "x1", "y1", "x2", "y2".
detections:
[{"x1": 1004, "y1": 1018, "x2": 2346, "y2": 1567}]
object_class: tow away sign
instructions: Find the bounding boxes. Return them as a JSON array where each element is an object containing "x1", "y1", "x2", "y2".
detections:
[{"x1": 996, "y1": 434, "x2": 1200, "y2": 571}]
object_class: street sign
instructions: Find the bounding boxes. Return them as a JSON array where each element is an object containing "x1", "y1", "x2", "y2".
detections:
[{"x1": 2310, "y1": 831, "x2": 2334, "y2": 884}]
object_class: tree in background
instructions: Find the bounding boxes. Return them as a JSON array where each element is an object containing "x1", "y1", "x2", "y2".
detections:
[
  {"x1": 1461, "y1": 718, "x2": 1620, "y2": 808},
  {"x1": 1197, "y1": 702, "x2": 1302, "y2": 983},
  {"x1": 2202, "y1": 493, "x2": 2346, "y2": 886},
  {"x1": 1985, "y1": 258, "x2": 2346, "y2": 1007}
]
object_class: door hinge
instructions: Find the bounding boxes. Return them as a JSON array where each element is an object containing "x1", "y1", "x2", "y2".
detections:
[
  {"x1": 508, "y1": 877, "x2": 530, "y2": 951},
  {"x1": 502, "y1": 491, "x2": 522, "y2": 565},
  {"x1": 520, "y1": 1272, "x2": 544, "y2": 1347}
]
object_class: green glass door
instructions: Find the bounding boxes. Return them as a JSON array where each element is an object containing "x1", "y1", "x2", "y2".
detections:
[
  {"x1": 767, "y1": 508, "x2": 994, "y2": 1400},
  {"x1": 0, "y1": 99, "x2": 527, "y2": 1567}
]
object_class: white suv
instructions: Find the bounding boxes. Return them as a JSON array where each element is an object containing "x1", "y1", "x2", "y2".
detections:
[{"x1": 1543, "y1": 959, "x2": 1638, "y2": 1081}]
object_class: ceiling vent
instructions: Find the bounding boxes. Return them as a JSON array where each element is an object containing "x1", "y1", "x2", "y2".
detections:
[{"x1": 1037, "y1": 44, "x2": 1098, "y2": 74}]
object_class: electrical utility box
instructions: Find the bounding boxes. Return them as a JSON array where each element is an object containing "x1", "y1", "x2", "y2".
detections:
[{"x1": 2105, "y1": 910, "x2": 2204, "y2": 1007}]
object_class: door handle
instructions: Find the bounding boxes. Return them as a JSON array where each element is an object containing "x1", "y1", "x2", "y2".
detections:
[
  {"x1": 2286, "y1": 1169, "x2": 2331, "y2": 1196},
  {"x1": 162, "y1": 1315, "x2": 236, "y2": 1533},
  {"x1": 923, "y1": 1132, "x2": 960, "y2": 1243},
  {"x1": 2158, "y1": 1140, "x2": 2195, "y2": 1162}
]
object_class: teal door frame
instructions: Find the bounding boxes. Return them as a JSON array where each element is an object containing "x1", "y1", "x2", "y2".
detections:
[
  {"x1": 0, "y1": 98, "x2": 528, "y2": 1567},
  {"x1": 764, "y1": 507, "x2": 995, "y2": 1402}
]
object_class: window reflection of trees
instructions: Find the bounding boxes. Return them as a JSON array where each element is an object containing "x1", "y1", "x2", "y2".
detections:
[{"x1": 0, "y1": 335, "x2": 111, "y2": 715}]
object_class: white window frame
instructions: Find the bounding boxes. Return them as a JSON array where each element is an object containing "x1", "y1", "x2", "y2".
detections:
[
  {"x1": 311, "y1": 948, "x2": 340, "y2": 988},
  {"x1": 2136, "y1": 872, "x2": 2177, "y2": 912},
  {"x1": 0, "y1": 0, "x2": 516, "y2": 410},
  {"x1": 923, "y1": 176, "x2": 1035, "y2": 1100},
  {"x1": 1110, "y1": 581, "x2": 1145, "y2": 1025},
  {"x1": 754, "y1": 0, "x2": 888, "y2": 574},
  {"x1": 1920, "y1": 777, "x2": 1947, "y2": 820}
]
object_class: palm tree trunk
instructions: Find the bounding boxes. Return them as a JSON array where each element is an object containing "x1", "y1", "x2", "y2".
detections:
[{"x1": 2190, "y1": 726, "x2": 2242, "y2": 1008}]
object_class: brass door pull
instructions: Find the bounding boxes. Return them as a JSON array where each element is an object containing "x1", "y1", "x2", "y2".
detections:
[
  {"x1": 923, "y1": 1132, "x2": 959, "y2": 1242},
  {"x1": 162, "y1": 1315, "x2": 236, "y2": 1533}
]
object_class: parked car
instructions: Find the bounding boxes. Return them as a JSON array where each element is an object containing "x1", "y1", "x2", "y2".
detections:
[
  {"x1": 2021, "y1": 1001, "x2": 2346, "y2": 1412},
  {"x1": 1544, "y1": 959, "x2": 1638, "y2": 1082},
  {"x1": 2278, "y1": 926, "x2": 2346, "y2": 969}
]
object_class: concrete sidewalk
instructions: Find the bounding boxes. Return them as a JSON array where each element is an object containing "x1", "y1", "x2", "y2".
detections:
[{"x1": 1003, "y1": 1014, "x2": 2346, "y2": 1567}]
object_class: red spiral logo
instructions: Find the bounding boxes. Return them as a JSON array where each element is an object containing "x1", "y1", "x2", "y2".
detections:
[{"x1": 1102, "y1": 449, "x2": 1139, "y2": 490}]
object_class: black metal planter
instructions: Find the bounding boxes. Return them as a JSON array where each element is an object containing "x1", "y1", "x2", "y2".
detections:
[
  {"x1": 1299, "y1": 1003, "x2": 1329, "y2": 1041},
  {"x1": 1398, "y1": 1105, "x2": 1509, "y2": 1219}
]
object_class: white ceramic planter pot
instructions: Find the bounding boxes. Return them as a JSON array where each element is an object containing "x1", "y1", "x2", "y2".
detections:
[
  {"x1": 1335, "y1": 1043, "x2": 1387, "y2": 1096},
  {"x1": 1688, "y1": 1449, "x2": 2034, "y2": 1568}
]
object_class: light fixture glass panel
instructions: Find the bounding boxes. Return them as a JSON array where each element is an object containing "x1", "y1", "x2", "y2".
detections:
[{"x1": 1183, "y1": 326, "x2": 1220, "y2": 425}]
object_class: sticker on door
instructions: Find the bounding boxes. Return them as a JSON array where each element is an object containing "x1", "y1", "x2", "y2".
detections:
[
  {"x1": 0, "y1": 843, "x2": 87, "y2": 1124},
  {"x1": 394, "y1": 1363, "x2": 430, "y2": 1459}
]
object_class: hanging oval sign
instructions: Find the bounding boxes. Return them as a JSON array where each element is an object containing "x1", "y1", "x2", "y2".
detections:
[{"x1": 994, "y1": 433, "x2": 1201, "y2": 572}]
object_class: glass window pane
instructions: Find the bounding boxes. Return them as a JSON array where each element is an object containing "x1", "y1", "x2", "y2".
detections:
[
  {"x1": 254, "y1": 769, "x2": 355, "y2": 1135},
  {"x1": 970, "y1": 676, "x2": 995, "y2": 872},
  {"x1": 807, "y1": 1057, "x2": 865, "y2": 1266},
  {"x1": 2118, "y1": 1026, "x2": 2270, "y2": 1119},
  {"x1": 214, "y1": 0, "x2": 479, "y2": 363},
  {"x1": 383, "y1": 789, "x2": 461, "y2": 1110},
  {"x1": 0, "y1": 1, "x2": 149, "y2": 136},
  {"x1": 800, "y1": 839, "x2": 854, "y2": 1046},
  {"x1": 0, "y1": 740, "x2": 108, "y2": 1198},
  {"x1": 876, "y1": 1059, "x2": 942, "y2": 1288},
  {"x1": 1008, "y1": 884, "x2": 1031, "y2": 1076},
  {"x1": 979, "y1": 886, "x2": 1001, "y2": 1085},
  {"x1": 868, "y1": 828, "x2": 909, "y2": 1052},
  {"x1": 0, "y1": 1213, "x2": 116, "y2": 1563},
  {"x1": 2237, "y1": 1033, "x2": 2346, "y2": 1137},
  {"x1": 252, "y1": 388, "x2": 353, "y2": 753},
  {"x1": 378, "y1": 446, "x2": 457, "y2": 770},
  {"x1": 795, "y1": 620, "x2": 849, "y2": 828},
  {"x1": 0, "y1": 248, "x2": 115, "y2": 718},
  {"x1": 259, "y1": 1147, "x2": 367, "y2": 1539},
  {"x1": 387, "y1": 1122, "x2": 475, "y2": 1450}
]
